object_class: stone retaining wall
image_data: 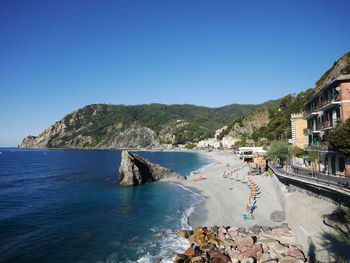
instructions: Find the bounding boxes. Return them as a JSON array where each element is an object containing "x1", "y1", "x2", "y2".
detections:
[{"x1": 270, "y1": 172, "x2": 338, "y2": 262}]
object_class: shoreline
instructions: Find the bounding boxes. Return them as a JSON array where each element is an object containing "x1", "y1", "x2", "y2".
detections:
[
  {"x1": 169, "y1": 151, "x2": 341, "y2": 262},
  {"x1": 166, "y1": 151, "x2": 287, "y2": 229}
]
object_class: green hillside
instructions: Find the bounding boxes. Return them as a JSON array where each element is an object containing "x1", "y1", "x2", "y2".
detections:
[{"x1": 20, "y1": 101, "x2": 278, "y2": 149}]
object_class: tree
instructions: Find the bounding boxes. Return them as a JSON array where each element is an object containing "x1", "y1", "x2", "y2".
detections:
[
  {"x1": 292, "y1": 146, "x2": 306, "y2": 158},
  {"x1": 327, "y1": 118, "x2": 350, "y2": 156},
  {"x1": 267, "y1": 141, "x2": 289, "y2": 163}
]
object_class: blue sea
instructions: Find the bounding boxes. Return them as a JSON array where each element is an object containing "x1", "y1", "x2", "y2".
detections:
[{"x1": 0, "y1": 148, "x2": 211, "y2": 263}]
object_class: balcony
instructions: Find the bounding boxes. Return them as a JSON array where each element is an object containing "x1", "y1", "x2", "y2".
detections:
[
  {"x1": 316, "y1": 119, "x2": 340, "y2": 131},
  {"x1": 303, "y1": 111, "x2": 319, "y2": 120},
  {"x1": 306, "y1": 142, "x2": 330, "y2": 151},
  {"x1": 318, "y1": 99, "x2": 340, "y2": 112}
]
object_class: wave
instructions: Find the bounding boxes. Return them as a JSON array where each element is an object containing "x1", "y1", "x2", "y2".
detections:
[
  {"x1": 174, "y1": 183, "x2": 205, "y2": 230},
  {"x1": 130, "y1": 184, "x2": 205, "y2": 263},
  {"x1": 188, "y1": 153, "x2": 214, "y2": 177},
  {"x1": 124, "y1": 154, "x2": 211, "y2": 263}
]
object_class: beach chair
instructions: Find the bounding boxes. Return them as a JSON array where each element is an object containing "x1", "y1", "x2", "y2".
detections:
[
  {"x1": 243, "y1": 213, "x2": 254, "y2": 220},
  {"x1": 248, "y1": 202, "x2": 257, "y2": 212}
]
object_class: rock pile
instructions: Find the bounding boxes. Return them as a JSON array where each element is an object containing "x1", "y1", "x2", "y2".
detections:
[{"x1": 174, "y1": 226, "x2": 306, "y2": 263}]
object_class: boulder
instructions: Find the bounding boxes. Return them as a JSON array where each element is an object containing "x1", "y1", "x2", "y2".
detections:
[
  {"x1": 259, "y1": 230, "x2": 296, "y2": 246},
  {"x1": 279, "y1": 257, "x2": 305, "y2": 263},
  {"x1": 285, "y1": 248, "x2": 305, "y2": 260},
  {"x1": 194, "y1": 233, "x2": 207, "y2": 244},
  {"x1": 225, "y1": 246, "x2": 240, "y2": 262},
  {"x1": 258, "y1": 253, "x2": 271, "y2": 263},
  {"x1": 268, "y1": 250, "x2": 281, "y2": 261},
  {"x1": 190, "y1": 256, "x2": 205, "y2": 263},
  {"x1": 210, "y1": 251, "x2": 229, "y2": 263},
  {"x1": 227, "y1": 227, "x2": 239, "y2": 239},
  {"x1": 222, "y1": 238, "x2": 236, "y2": 248},
  {"x1": 118, "y1": 151, "x2": 184, "y2": 186},
  {"x1": 174, "y1": 253, "x2": 188, "y2": 263},
  {"x1": 194, "y1": 227, "x2": 206, "y2": 235},
  {"x1": 178, "y1": 230, "x2": 191, "y2": 239},
  {"x1": 242, "y1": 258, "x2": 255, "y2": 263},
  {"x1": 268, "y1": 242, "x2": 287, "y2": 254},
  {"x1": 233, "y1": 236, "x2": 254, "y2": 251},
  {"x1": 200, "y1": 243, "x2": 216, "y2": 254},
  {"x1": 237, "y1": 243, "x2": 263, "y2": 262},
  {"x1": 184, "y1": 246, "x2": 196, "y2": 257},
  {"x1": 154, "y1": 231, "x2": 165, "y2": 237},
  {"x1": 218, "y1": 227, "x2": 228, "y2": 242}
]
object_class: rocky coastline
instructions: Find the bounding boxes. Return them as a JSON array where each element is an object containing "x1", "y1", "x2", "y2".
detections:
[{"x1": 171, "y1": 225, "x2": 307, "y2": 263}]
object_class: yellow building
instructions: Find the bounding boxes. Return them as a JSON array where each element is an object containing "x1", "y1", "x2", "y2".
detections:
[{"x1": 291, "y1": 113, "x2": 308, "y2": 149}]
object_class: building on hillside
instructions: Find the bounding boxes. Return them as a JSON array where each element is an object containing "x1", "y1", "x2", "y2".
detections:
[
  {"x1": 197, "y1": 138, "x2": 221, "y2": 149},
  {"x1": 290, "y1": 113, "x2": 308, "y2": 149},
  {"x1": 303, "y1": 74, "x2": 350, "y2": 176},
  {"x1": 221, "y1": 136, "x2": 240, "y2": 148}
]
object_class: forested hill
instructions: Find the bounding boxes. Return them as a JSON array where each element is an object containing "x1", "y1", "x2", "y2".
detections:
[
  {"x1": 218, "y1": 51, "x2": 350, "y2": 143},
  {"x1": 19, "y1": 101, "x2": 277, "y2": 149}
]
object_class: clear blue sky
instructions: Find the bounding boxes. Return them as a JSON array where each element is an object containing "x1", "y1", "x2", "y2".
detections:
[{"x1": 1, "y1": 0, "x2": 350, "y2": 146}]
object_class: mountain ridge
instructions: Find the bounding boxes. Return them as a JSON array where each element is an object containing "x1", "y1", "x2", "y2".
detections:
[{"x1": 19, "y1": 101, "x2": 278, "y2": 149}]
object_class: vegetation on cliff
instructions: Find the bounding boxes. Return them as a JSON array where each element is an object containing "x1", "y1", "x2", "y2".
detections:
[
  {"x1": 20, "y1": 51, "x2": 350, "y2": 149},
  {"x1": 218, "y1": 51, "x2": 350, "y2": 145},
  {"x1": 219, "y1": 89, "x2": 314, "y2": 142},
  {"x1": 315, "y1": 51, "x2": 350, "y2": 91},
  {"x1": 20, "y1": 102, "x2": 274, "y2": 149}
]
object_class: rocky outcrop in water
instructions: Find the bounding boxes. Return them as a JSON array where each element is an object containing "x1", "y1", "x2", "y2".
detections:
[
  {"x1": 118, "y1": 151, "x2": 185, "y2": 186},
  {"x1": 173, "y1": 225, "x2": 306, "y2": 263}
]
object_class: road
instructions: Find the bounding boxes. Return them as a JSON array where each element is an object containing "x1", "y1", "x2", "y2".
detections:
[{"x1": 269, "y1": 163, "x2": 350, "y2": 192}]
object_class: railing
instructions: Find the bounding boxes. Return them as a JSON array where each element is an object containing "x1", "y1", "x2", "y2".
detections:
[
  {"x1": 304, "y1": 108, "x2": 318, "y2": 116},
  {"x1": 268, "y1": 163, "x2": 350, "y2": 195},
  {"x1": 304, "y1": 94, "x2": 339, "y2": 115},
  {"x1": 316, "y1": 119, "x2": 339, "y2": 130},
  {"x1": 306, "y1": 142, "x2": 329, "y2": 150},
  {"x1": 319, "y1": 96, "x2": 340, "y2": 108}
]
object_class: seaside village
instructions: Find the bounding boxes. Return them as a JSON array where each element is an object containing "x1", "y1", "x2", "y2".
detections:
[
  {"x1": 185, "y1": 74, "x2": 350, "y2": 178},
  {"x1": 169, "y1": 74, "x2": 350, "y2": 263}
]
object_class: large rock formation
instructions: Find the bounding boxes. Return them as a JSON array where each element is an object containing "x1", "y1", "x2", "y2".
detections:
[
  {"x1": 118, "y1": 151, "x2": 185, "y2": 186},
  {"x1": 315, "y1": 51, "x2": 350, "y2": 92}
]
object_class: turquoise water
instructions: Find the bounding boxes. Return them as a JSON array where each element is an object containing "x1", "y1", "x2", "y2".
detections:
[{"x1": 0, "y1": 148, "x2": 210, "y2": 263}]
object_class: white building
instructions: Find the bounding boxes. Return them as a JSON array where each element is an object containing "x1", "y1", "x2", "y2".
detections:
[
  {"x1": 238, "y1": 147, "x2": 267, "y2": 158},
  {"x1": 197, "y1": 138, "x2": 221, "y2": 149},
  {"x1": 221, "y1": 136, "x2": 240, "y2": 148}
]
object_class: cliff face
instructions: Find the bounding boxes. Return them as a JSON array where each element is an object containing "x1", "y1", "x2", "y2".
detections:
[
  {"x1": 19, "y1": 102, "x2": 269, "y2": 149},
  {"x1": 118, "y1": 151, "x2": 184, "y2": 186},
  {"x1": 226, "y1": 110, "x2": 271, "y2": 138},
  {"x1": 217, "y1": 109, "x2": 271, "y2": 139},
  {"x1": 315, "y1": 51, "x2": 350, "y2": 92}
]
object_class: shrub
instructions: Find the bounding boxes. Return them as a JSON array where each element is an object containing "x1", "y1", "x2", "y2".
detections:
[{"x1": 185, "y1": 143, "x2": 197, "y2": 149}]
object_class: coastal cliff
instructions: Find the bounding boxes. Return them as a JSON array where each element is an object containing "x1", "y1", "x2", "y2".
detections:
[
  {"x1": 18, "y1": 103, "x2": 273, "y2": 149},
  {"x1": 118, "y1": 150, "x2": 185, "y2": 186}
]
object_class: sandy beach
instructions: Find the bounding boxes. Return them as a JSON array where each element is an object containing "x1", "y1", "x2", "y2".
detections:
[{"x1": 168, "y1": 151, "x2": 287, "y2": 228}]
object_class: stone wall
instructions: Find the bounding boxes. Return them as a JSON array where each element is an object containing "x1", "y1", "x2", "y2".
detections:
[{"x1": 270, "y1": 173, "x2": 338, "y2": 262}]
